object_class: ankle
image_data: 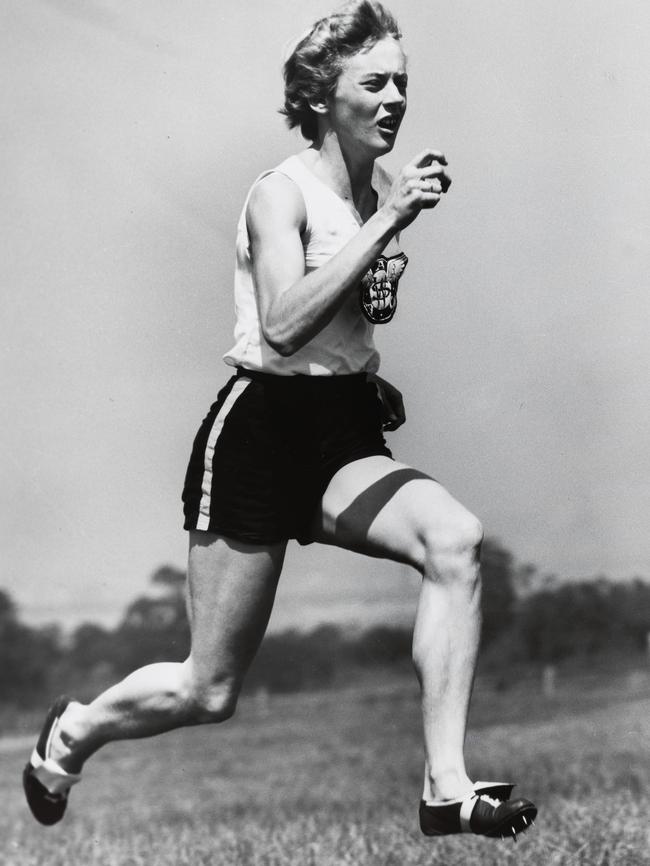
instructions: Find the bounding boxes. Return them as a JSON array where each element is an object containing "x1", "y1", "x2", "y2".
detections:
[
  {"x1": 50, "y1": 702, "x2": 88, "y2": 774},
  {"x1": 428, "y1": 768, "x2": 473, "y2": 801}
]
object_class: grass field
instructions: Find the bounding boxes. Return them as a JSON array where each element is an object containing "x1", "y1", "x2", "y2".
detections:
[{"x1": 2, "y1": 669, "x2": 649, "y2": 866}]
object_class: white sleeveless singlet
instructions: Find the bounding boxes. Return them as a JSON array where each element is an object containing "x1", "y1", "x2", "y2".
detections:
[{"x1": 222, "y1": 154, "x2": 407, "y2": 376}]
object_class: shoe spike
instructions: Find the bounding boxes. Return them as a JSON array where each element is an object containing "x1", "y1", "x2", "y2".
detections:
[
  {"x1": 522, "y1": 816, "x2": 528, "y2": 826},
  {"x1": 511, "y1": 829, "x2": 517, "y2": 843}
]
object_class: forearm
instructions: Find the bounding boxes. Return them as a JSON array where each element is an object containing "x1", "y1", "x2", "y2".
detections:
[{"x1": 262, "y1": 207, "x2": 398, "y2": 356}]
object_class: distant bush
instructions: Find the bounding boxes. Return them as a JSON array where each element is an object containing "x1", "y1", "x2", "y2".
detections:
[
  {"x1": 518, "y1": 577, "x2": 650, "y2": 662},
  {"x1": 0, "y1": 590, "x2": 64, "y2": 705},
  {"x1": 480, "y1": 538, "x2": 518, "y2": 645},
  {"x1": 246, "y1": 627, "x2": 338, "y2": 693},
  {"x1": 352, "y1": 625, "x2": 412, "y2": 665}
]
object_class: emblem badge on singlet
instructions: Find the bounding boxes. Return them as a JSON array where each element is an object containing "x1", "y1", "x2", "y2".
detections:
[{"x1": 359, "y1": 253, "x2": 408, "y2": 324}]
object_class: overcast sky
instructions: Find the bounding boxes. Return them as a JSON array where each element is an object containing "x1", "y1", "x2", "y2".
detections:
[{"x1": 2, "y1": 0, "x2": 649, "y2": 632}]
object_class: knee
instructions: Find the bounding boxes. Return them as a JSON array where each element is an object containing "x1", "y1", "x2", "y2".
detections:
[
  {"x1": 421, "y1": 511, "x2": 484, "y2": 585},
  {"x1": 183, "y1": 673, "x2": 240, "y2": 725}
]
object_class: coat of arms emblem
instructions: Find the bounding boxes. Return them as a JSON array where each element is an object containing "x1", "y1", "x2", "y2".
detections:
[{"x1": 359, "y1": 253, "x2": 408, "y2": 324}]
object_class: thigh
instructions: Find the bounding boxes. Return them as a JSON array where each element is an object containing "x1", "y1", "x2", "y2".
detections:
[
  {"x1": 307, "y1": 455, "x2": 477, "y2": 572},
  {"x1": 186, "y1": 530, "x2": 287, "y2": 684}
]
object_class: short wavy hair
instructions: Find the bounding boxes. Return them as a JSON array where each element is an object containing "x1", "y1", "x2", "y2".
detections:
[{"x1": 281, "y1": 0, "x2": 402, "y2": 142}]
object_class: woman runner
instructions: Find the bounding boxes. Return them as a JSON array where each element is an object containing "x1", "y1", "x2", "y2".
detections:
[{"x1": 24, "y1": 0, "x2": 537, "y2": 841}]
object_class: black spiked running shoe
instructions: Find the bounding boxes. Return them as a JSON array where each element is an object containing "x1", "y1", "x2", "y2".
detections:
[
  {"x1": 419, "y1": 782, "x2": 537, "y2": 841},
  {"x1": 23, "y1": 695, "x2": 82, "y2": 825}
]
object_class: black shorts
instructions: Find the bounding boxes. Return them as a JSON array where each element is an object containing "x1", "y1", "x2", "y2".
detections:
[{"x1": 182, "y1": 368, "x2": 393, "y2": 545}]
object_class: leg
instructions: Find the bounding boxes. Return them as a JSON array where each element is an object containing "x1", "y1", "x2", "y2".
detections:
[
  {"x1": 50, "y1": 532, "x2": 286, "y2": 773},
  {"x1": 308, "y1": 456, "x2": 483, "y2": 801}
]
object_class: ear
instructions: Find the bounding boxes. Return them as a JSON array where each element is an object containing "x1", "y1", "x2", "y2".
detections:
[{"x1": 308, "y1": 97, "x2": 329, "y2": 117}]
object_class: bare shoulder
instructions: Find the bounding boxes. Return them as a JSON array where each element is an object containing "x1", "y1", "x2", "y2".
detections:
[{"x1": 246, "y1": 171, "x2": 306, "y2": 238}]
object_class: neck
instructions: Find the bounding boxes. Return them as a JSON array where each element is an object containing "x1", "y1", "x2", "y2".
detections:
[{"x1": 308, "y1": 131, "x2": 375, "y2": 202}]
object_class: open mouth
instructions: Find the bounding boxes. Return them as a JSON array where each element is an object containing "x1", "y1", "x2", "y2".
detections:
[{"x1": 377, "y1": 115, "x2": 401, "y2": 134}]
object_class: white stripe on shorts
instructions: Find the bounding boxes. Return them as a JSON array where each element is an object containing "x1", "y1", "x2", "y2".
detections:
[{"x1": 196, "y1": 376, "x2": 251, "y2": 531}]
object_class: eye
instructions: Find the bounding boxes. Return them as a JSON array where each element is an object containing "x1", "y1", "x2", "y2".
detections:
[
  {"x1": 395, "y1": 75, "x2": 408, "y2": 94},
  {"x1": 363, "y1": 77, "x2": 384, "y2": 91}
]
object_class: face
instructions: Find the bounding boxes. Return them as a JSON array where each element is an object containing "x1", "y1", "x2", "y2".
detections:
[{"x1": 326, "y1": 37, "x2": 408, "y2": 156}]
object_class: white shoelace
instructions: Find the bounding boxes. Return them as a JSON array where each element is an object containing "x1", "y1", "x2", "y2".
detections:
[{"x1": 475, "y1": 793, "x2": 501, "y2": 809}]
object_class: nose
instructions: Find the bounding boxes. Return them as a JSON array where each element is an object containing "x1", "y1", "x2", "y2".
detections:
[{"x1": 384, "y1": 78, "x2": 406, "y2": 108}]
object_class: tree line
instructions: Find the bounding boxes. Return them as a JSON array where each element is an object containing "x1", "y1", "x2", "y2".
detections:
[{"x1": 2, "y1": 539, "x2": 649, "y2": 706}]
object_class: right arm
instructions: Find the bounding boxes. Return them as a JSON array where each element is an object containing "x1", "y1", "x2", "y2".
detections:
[{"x1": 247, "y1": 149, "x2": 451, "y2": 357}]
